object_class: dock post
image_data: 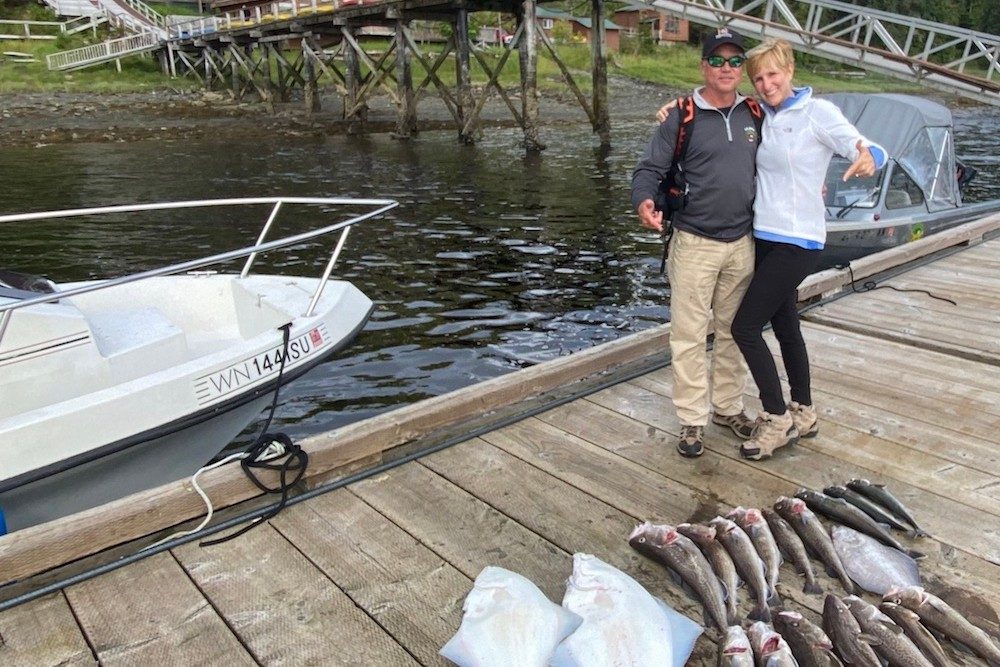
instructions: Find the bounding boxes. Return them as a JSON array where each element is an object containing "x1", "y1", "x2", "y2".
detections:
[
  {"x1": 590, "y1": 0, "x2": 610, "y2": 146},
  {"x1": 517, "y1": 0, "x2": 544, "y2": 151},
  {"x1": 454, "y1": 7, "x2": 474, "y2": 144},
  {"x1": 259, "y1": 43, "x2": 276, "y2": 113},
  {"x1": 394, "y1": 17, "x2": 417, "y2": 139},
  {"x1": 230, "y1": 45, "x2": 241, "y2": 99},
  {"x1": 343, "y1": 27, "x2": 367, "y2": 132},
  {"x1": 303, "y1": 44, "x2": 320, "y2": 114}
]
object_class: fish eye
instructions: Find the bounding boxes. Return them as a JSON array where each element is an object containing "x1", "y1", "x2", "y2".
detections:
[{"x1": 638, "y1": 537, "x2": 646, "y2": 543}]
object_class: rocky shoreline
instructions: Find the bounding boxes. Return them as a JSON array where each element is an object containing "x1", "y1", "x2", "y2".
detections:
[{"x1": 0, "y1": 77, "x2": 675, "y2": 148}]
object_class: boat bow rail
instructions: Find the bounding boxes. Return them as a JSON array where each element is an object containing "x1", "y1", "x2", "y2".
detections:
[{"x1": 0, "y1": 196, "x2": 399, "y2": 349}]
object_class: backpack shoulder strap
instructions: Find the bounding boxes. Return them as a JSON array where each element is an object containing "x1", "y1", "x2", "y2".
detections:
[
  {"x1": 672, "y1": 96, "x2": 697, "y2": 161},
  {"x1": 745, "y1": 97, "x2": 765, "y2": 135}
]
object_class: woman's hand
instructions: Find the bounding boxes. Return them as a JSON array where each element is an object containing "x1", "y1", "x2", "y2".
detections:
[
  {"x1": 656, "y1": 99, "x2": 679, "y2": 123},
  {"x1": 842, "y1": 139, "x2": 876, "y2": 181}
]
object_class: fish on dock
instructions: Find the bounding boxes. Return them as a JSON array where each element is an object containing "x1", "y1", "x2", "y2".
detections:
[
  {"x1": 846, "y1": 478, "x2": 930, "y2": 537},
  {"x1": 709, "y1": 516, "x2": 777, "y2": 623},
  {"x1": 830, "y1": 525, "x2": 920, "y2": 596},
  {"x1": 628, "y1": 522, "x2": 733, "y2": 631},
  {"x1": 822, "y1": 594, "x2": 881, "y2": 666},
  {"x1": 747, "y1": 620, "x2": 798, "y2": 667},
  {"x1": 763, "y1": 507, "x2": 823, "y2": 595},
  {"x1": 677, "y1": 523, "x2": 742, "y2": 623},
  {"x1": 878, "y1": 601, "x2": 951, "y2": 667},
  {"x1": 794, "y1": 488, "x2": 924, "y2": 559},
  {"x1": 773, "y1": 496, "x2": 855, "y2": 595},
  {"x1": 718, "y1": 625, "x2": 755, "y2": 666},
  {"x1": 822, "y1": 484, "x2": 913, "y2": 534},
  {"x1": 774, "y1": 610, "x2": 841, "y2": 667},
  {"x1": 883, "y1": 585, "x2": 1000, "y2": 666},
  {"x1": 843, "y1": 595, "x2": 933, "y2": 667},
  {"x1": 728, "y1": 507, "x2": 783, "y2": 602}
]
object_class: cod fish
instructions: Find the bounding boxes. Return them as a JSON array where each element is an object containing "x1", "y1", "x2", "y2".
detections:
[
  {"x1": 729, "y1": 507, "x2": 783, "y2": 600},
  {"x1": 847, "y1": 478, "x2": 930, "y2": 537},
  {"x1": 629, "y1": 522, "x2": 732, "y2": 631},
  {"x1": 677, "y1": 522, "x2": 742, "y2": 623},
  {"x1": 878, "y1": 601, "x2": 950, "y2": 667},
  {"x1": 822, "y1": 485, "x2": 913, "y2": 534},
  {"x1": 795, "y1": 489, "x2": 924, "y2": 559},
  {"x1": 719, "y1": 625, "x2": 755, "y2": 667},
  {"x1": 710, "y1": 516, "x2": 777, "y2": 623},
  {"x1": 748, "y1": 621, "x2": 798, "y2": 667},
  {"x1": 774, "y1": 610, "x2": 842, "y2": 667},
  {"x1": 821, "y1": 594, "x2": 881, "y2": 667},
  {"x1": 830, "y1": 525, "x2": 919, "y2": 595},
  {"x1": 551, "y1": 553, "x2": 702, "y2": 667},
  {"x1": 774, "y1": 496, "x2": 854, "y2": 595},
  {"x1": 843, "y1": 595, "x2": 932, "y2": 667},
  {"x1": 439, "y1": 566, "x2": 582, "y2": 667},
  {"x1": 884, "y1": 585, "x2": 1000, "y2": 666},
  {"x1": 763, "y1": 508, "x2": 822, "y2": 595}
]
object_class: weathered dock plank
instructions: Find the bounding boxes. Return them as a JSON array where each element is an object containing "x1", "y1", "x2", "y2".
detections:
[
  {"x1": 270, "y1": 492, "x2": 469, "y2": 667},
  {"x1": 171, "y1": 524, "x2": 417, "y2": 666},
  {"x1": 64, "y1": 553, "x2": 255, "y2": 666},
  {"x1": 0, "y1": 593, "x2": 94, "y2": 666}
]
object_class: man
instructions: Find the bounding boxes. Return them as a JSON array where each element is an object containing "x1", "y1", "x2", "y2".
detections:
[{"x1": 630, "y1": 27, "x2": 759, "y2": 458}]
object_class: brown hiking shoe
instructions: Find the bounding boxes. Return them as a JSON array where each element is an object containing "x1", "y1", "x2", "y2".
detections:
[
  {"x1": 712, "y1": 411, "x2": 757, "y2": 439},
  {"x1": 788, "y1": 401, "x2": 819, "y2": 438},
  {"x1": 676, "y1": 425, "x2": 705, "y2": 458},
  {"x1": 740, "y1": 411, "x2": 798, "y2": 461}
]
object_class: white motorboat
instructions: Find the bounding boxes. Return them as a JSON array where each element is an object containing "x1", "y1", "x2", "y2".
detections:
[{"x1": 0, "y1": 196, "x2": 397, "y2": 534}]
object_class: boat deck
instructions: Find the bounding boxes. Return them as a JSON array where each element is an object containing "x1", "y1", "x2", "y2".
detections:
[{"x1": 1, "y1": 237, "x2": 999, "y2": 665}]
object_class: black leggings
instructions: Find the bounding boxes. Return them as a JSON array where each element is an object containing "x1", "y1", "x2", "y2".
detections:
[{"x1": 732, "y1": 239, "x2": 821, "y2": 415}]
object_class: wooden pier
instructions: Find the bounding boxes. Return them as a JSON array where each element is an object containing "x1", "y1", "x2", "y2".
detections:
[{"x1": 1, "y1": 216, "x2": 999, "y2": 665}]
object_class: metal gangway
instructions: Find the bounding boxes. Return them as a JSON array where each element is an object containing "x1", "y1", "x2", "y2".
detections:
[
  {"x1": 648, "y1": 0, "x2": 999, "y2": 105},
  {"x1": 40, "y1": 0, "x2": 169, "y2": 70}
]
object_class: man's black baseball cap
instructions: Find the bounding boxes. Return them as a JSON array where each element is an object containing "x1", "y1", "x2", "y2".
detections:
[{"x1": 702, "y1": 27, "x2": 745, "y2": 57}]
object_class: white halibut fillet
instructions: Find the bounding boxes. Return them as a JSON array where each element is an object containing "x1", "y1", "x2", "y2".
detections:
[
  {"x1": 831, "y1": 525, "x2": 920, "y2": 595},
  {"x1": 440, "y1": 566, "x2": 583, "y2": 667},
  {"x1": 550, "y1": 553, "x2": 702, "y2": 667}
]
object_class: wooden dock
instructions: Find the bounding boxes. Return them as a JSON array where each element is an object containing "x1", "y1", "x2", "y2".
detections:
[{"x1": 1, "y1": 222, "x2": 999, "y2": 665}]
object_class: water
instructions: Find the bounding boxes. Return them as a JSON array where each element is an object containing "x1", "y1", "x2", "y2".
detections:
[{"x1": 1, "y1": 103, "x2": 997, "y2": 442}]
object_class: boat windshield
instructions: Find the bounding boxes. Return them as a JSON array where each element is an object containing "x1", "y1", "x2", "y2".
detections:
[{"x1": 823, "y1": 157, "x2": 883, "y2": 210}]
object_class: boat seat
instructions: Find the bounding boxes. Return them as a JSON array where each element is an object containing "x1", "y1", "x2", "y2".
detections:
[
  {"x1": 885, "y1": 189, "x2": 913, "y2": 209},
  {"x1": 86, "y1": 307, "x2": 185, "y2": 361}
]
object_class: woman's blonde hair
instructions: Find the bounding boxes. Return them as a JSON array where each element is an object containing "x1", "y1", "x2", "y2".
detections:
[{"x1": 746, "y1": 38, "x2": 795, "y2": 79}]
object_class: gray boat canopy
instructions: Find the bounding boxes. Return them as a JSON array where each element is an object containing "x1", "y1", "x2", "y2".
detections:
[{"x1": 824, "y1": 93, "x2": 960, "y2": 211}]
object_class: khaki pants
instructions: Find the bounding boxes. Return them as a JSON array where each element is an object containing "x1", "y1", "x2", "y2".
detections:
[{"x1": 666, "y1": 229, "x2": 755, "y2": 426}]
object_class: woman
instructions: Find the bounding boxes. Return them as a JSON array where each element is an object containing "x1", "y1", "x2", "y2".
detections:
[{"x1": 732, "y1": 38, "x2": 885, "y2": 460}]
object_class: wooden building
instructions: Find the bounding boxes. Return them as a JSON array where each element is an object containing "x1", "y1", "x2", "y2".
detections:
[
  {"x1": 612, "y1": 1, "x2": 688, "y2": 45},
  {"x1": 534, "y1": 6, "x2": 622, "y2": 51}
]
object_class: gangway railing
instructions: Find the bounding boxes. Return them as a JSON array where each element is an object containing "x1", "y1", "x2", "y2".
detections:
[
  {"x1": 46, "y1": 31, "x2": 160, "y2": 70},
  {"x1": 645, "y1": 0, "x2": 1000, "y2": 105},
  {"x1": 0, "y1": 15, "x2": 105, "y2": 40}
]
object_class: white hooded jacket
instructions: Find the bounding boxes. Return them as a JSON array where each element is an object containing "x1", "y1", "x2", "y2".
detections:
[{"x1": 754, "y1": 87, "x2": 886, "y2": 249}]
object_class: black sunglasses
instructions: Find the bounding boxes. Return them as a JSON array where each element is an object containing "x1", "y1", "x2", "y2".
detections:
[{"x1": 704, "y1": 55, "x2": 746, "y2": 68}]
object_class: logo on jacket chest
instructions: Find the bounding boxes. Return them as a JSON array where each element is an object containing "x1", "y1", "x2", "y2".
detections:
[{"x1": 744, "y1": 125, "x2": 759, "y2": 143}]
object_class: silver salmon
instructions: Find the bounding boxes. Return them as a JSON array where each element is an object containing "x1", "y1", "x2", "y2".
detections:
[
  {"x1": 763, "y1": 507, "x2": 822, "y2": 595},
  {"x1": 774, "y1": 610, "x2": 840, "y2": 667},
  {"x1": 677, "y1": 522, "x2": 741, "y2": 623},
  {"x1": 710, "y1": 516, "x2": 775, "y2": 623},
  {"x1": 843, "y1": 595, "x2": 932, "y2": 667},
  {"x1": 878, "y1": 601, "x2": 950, "y2": 667},
  {"x1": 628, "y1": 521, "x2": 732, "y2": 631},
  {"x1": 774, "y1": 496, "x2": 854, "y2": 595},
  {"x1": 847, "y1": 478, "x2": 930, "y2": 537},
  {"x1": 884, "y1": 585, "x2": 1000, "y2": 665},
  {"x1": 729, "y1": 507, "x2": 783, "y2": 600}
]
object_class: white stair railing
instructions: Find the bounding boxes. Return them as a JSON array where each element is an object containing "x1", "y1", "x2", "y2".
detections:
[{"x1": 46, "y1": 31, "x2": 160, "y2": 70}]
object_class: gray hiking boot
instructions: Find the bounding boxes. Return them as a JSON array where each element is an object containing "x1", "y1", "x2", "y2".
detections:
[
  {"x1": 739, "y1": 411, "x2": 798, "y2": 461},
  {"x1": 788, "y1": 401, "x2": 819, "y2": 438},
  {"x1": 676, "y1": 425, "x2": 705, "y2": 458},
  {"x1": 712, "y1": 411, "x2": 757, "y2": 439}
]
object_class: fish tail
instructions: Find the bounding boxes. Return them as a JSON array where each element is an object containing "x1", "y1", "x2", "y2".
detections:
[
  {"x1": 748, "y1": 602, "x2": 771, "y2": 623},
  {"x1": 908, "y1": 549, "x2": 926, "y2": 560},
  {"x1": 840, "y1": 578, "x2": 857, "y2": 595},
  {"x1": 803, "y1": 581, "x2": 823, "y2": 595}
]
